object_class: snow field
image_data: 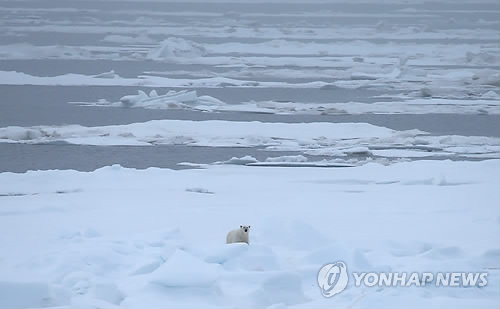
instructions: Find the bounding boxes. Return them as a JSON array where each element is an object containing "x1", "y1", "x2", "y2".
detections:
[{"x1": 0, "y1": 160, "x2": 498, "y2": 308}]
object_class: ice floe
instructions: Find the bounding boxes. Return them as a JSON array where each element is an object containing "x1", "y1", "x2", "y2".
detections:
[
  {"x1": 147, "y1": 37, "x2": 208, "y2": 60},
  {"x1": 0, "y1": 70, "x2": 327, "y2": 88},
  {"x1": 0, "y1": 159, "x2": 498, "y2": 308},
  {"x1": 0, "y1": 120, "x2": 498, "y2": 161},
  {"x1": 75, "y1": 87, "x2": 500, "y2": 115}
]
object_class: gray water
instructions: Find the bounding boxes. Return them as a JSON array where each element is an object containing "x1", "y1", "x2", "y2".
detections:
[
  {"x1": 0, "y1": 143, "x2": 306, "y2": 173},
  {"x1": 0, "y1": 0, "x2": 498, "y2": 173},
  {"x1": 1, "y1": 85, "x2": 498, "y2": 136},
  {"x1": 0, "y1": 141, "x2": 484, "y2": 173},
  {"x1": 0, "y1": 83, "x2": 499, "y2": 173},
  {"x1": 1, "y1": 82, "x2": 498, "y2": 173}
]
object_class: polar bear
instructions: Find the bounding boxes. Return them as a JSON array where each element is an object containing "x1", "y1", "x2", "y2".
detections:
[{"x1": 226, "y1": 225, "x2": 250, "y2": 245}]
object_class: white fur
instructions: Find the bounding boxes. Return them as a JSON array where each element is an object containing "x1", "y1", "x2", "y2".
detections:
[{"x1": 226, "y1": 225, "x2": 250, "y2": 245}]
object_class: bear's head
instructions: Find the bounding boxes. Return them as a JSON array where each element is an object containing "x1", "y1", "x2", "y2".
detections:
[{"x1": 240, "y1": 225, "x2": 250, "y2": 233}]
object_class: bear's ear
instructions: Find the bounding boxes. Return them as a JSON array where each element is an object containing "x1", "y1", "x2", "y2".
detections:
[{"x1": 248, "y1": 225, "x2": 251, "y2": 228}]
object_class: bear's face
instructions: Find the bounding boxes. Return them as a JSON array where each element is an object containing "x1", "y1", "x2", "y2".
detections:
[{"x1": 240, "y1": 225, "x2": 250, "y2": 233}]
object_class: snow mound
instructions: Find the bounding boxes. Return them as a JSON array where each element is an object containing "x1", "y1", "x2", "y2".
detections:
[
  {"x1": 223, "y1": 244, "x2": 280, "y2": 271},
  {"x1": 117, "y1": 89, "x2": 225, "y2": 110},
  {"x1": 0, "y1": 127, "x2": 45, "y2": 141},
  {"x1": 257, "y1": 218, "x2": 328, "y2": 250},
  {"x1": 149, "y1": 249, "x2": 221, "y2": 287},
  {"x1": 249, "y1": 272, "x2": 308, "y2": 307},
  {"x1": 129, "y1": 258, "x2": 164, "y2": 276},
  {"x1": 147, "y1": 37, "x2": 207, "y2": 60},
  {"x1": 265, "y1": 155, "x2": 308, "y2": 163},
  {"x1": 220, "y1": 156, "x2": 259, "y2": 165},
  {"x1": 205, "y1": 243, "x2": 249, "y2": 265},
  {"x1": 481, "y1": 90, "x2": 500, "y2": 99},
  {"x1": 205, "y1": 243, "x2": 279, "y2": 272},
  {"x1": 120, "y1": 89, "x2": 196, "y2": 107},
  {"x1": 93, "y1": 70, "x2": 120, "y2": 79}
]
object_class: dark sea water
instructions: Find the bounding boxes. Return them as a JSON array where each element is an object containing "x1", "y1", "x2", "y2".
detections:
[
  {"x1": 0, "y1": 85, "x2": 497, "y2": 173},
  {"x1": 1, "y1": 85, "x2": 498, "y2": 137}
]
